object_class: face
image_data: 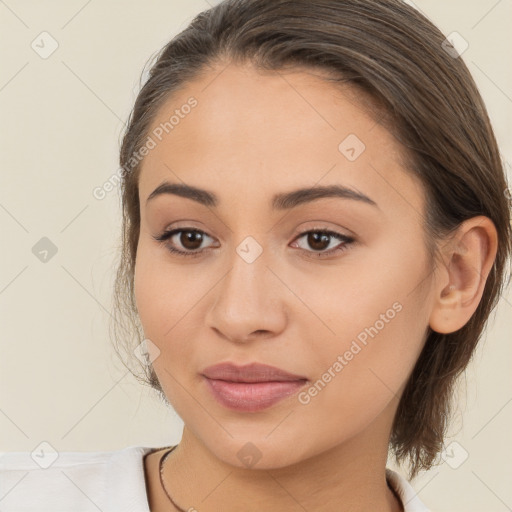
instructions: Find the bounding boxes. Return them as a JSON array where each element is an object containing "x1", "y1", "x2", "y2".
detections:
[{"x1": 134, "y1": 62, "x2": 435, "y2": 469}]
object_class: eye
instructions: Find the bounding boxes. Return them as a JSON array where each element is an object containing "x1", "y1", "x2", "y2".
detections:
[
  {"x1": 291, "y1": 229, "x2": 355, "y2": 258},
  {"x1": 152, "y1": 227, "x2": 355, "y2": 259},
  {"x1": 152, "y1": 228, "x2": 216, "y2": 258}
]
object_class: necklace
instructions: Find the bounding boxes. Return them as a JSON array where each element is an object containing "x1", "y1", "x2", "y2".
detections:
[
  {"x1": 159, "y1": 445, "x2": 404, "y2": 512},
  {"x1": 159, "y1": 445, "x2": 187, "y2": 512}
]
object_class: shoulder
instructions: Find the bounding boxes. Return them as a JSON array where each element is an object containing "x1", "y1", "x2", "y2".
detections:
[
  {"x1": 386, "y1": 468, "x2": 432, "y2": 512},
  {"x1": 0, "y1": 445, "x2": 158, "y2": 512}
]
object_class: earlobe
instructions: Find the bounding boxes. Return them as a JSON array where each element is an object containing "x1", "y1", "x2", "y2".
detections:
[{"x1": 429, "y1": 216, "x2": 498, "y2": 334}]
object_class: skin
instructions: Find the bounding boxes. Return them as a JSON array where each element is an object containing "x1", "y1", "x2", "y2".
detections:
[{"x1": 134, "y1": 62, "x2": 498, "y2": 512}]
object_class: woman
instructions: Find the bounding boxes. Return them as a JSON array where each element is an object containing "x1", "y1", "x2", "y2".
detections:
[{"x1": 1, "y1": 0, "x2": 510, "y2": 510}]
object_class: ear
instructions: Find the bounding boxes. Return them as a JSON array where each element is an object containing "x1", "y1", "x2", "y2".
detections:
[{"x1": 429, "y1": 216, "x2": 498, "y2": 334}]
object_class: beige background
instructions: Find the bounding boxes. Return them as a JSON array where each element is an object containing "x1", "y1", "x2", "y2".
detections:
[{"x1": 0, "y1": 1, "x2": 511, "y2": 510}]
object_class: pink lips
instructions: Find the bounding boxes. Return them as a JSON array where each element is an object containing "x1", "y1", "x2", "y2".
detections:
[{"x1": 201, "y1": 362, "x2": 308, "y2": 412}]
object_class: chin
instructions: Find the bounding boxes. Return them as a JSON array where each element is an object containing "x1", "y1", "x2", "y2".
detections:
[{"x1": 202, "y1": 433, "x2": 315, "y2": 470}]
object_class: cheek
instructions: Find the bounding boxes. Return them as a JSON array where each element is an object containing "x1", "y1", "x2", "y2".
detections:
[
  {"x1": 302, "y1": 297, "x2": 428, "y2": 441},
  {"x1": 133, "y1": 240, "x2": 214, "y2": 375},
  {"x1": 134, "y1": 239, "x2": 196, "y2": 334},
  {"x1": 297, "y1": 232, "x2": 430, "y2": 426},
  {"x1": 133, "y1": 247, "x2": 201, "y2": 406},
  {"x1": 298, "y1": 224, "x2": 429, "y2": 341}
]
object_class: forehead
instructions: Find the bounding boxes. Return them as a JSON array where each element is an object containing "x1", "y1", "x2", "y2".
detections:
[{"x1": 138, "y1": 62, "x2": 423, "y2": 215}]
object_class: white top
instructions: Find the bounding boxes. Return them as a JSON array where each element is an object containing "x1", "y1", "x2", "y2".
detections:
[{"x1": 0, "y1": 445, "x2": 431, "y2": 511}]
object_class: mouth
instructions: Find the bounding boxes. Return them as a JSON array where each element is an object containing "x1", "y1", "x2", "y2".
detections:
[
  {"x1": 201, "y1": 362, "x2": 309, "y2": 412},
  {"x1": 201, "y1": 361, "x2": 307, "y2": 382}
]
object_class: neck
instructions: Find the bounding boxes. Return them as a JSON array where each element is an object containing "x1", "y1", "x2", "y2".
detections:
[{"x1": 157, "y1": 419, "x2": 403, "y2": 512}]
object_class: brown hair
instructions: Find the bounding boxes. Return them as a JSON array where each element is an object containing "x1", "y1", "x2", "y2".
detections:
[{"x1": 111, "y1": 0, "x2": 512, "y2": 480}]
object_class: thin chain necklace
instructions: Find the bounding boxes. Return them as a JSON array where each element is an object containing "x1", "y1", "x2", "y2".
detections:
[
  {"x1": 159, "y1": 445, "x2": 187, "y2": 512},
  {"x1": 159, "y1": 445, "x2": 404, "y2": 512}
]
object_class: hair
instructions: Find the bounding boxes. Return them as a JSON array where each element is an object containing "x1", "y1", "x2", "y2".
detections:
[{"x1": 111, "y1": 0, "x2": 512, "y2": 480}]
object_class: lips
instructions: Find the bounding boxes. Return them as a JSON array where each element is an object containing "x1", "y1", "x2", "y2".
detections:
[
  {"x1": 201, "y1": 362, "x2": 309, "y2": 412},
  {"x1": 201, "y1": 362, "x2": 307, "y2": 383}
]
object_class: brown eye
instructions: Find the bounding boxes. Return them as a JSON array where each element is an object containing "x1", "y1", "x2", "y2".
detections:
[
  {"x1": 292, "y1": 229, "x2": 355, "y2": 258},
  {"x1": 306, "y1": 232, "x2": 331, "y2": 251},
  {"x1": 178, "y1": 230, "x2": 205, "y2": 251},
  {"x1": 153, "y1": 228, "x2": 216, "y2": 257}
]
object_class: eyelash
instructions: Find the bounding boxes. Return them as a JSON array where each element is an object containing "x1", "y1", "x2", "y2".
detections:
[{"x1": 152, "y1": 227, "x2": 355, "y2": 259}]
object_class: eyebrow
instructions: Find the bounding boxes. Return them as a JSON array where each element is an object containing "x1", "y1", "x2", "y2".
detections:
[{"x1": 146, "y1": 181, "x2": 378, "y2": 210}]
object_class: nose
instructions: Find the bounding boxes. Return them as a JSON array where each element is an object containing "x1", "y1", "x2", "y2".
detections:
[{"x1": 204, "y1": 239, "x2": 288, "y2": 344}]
